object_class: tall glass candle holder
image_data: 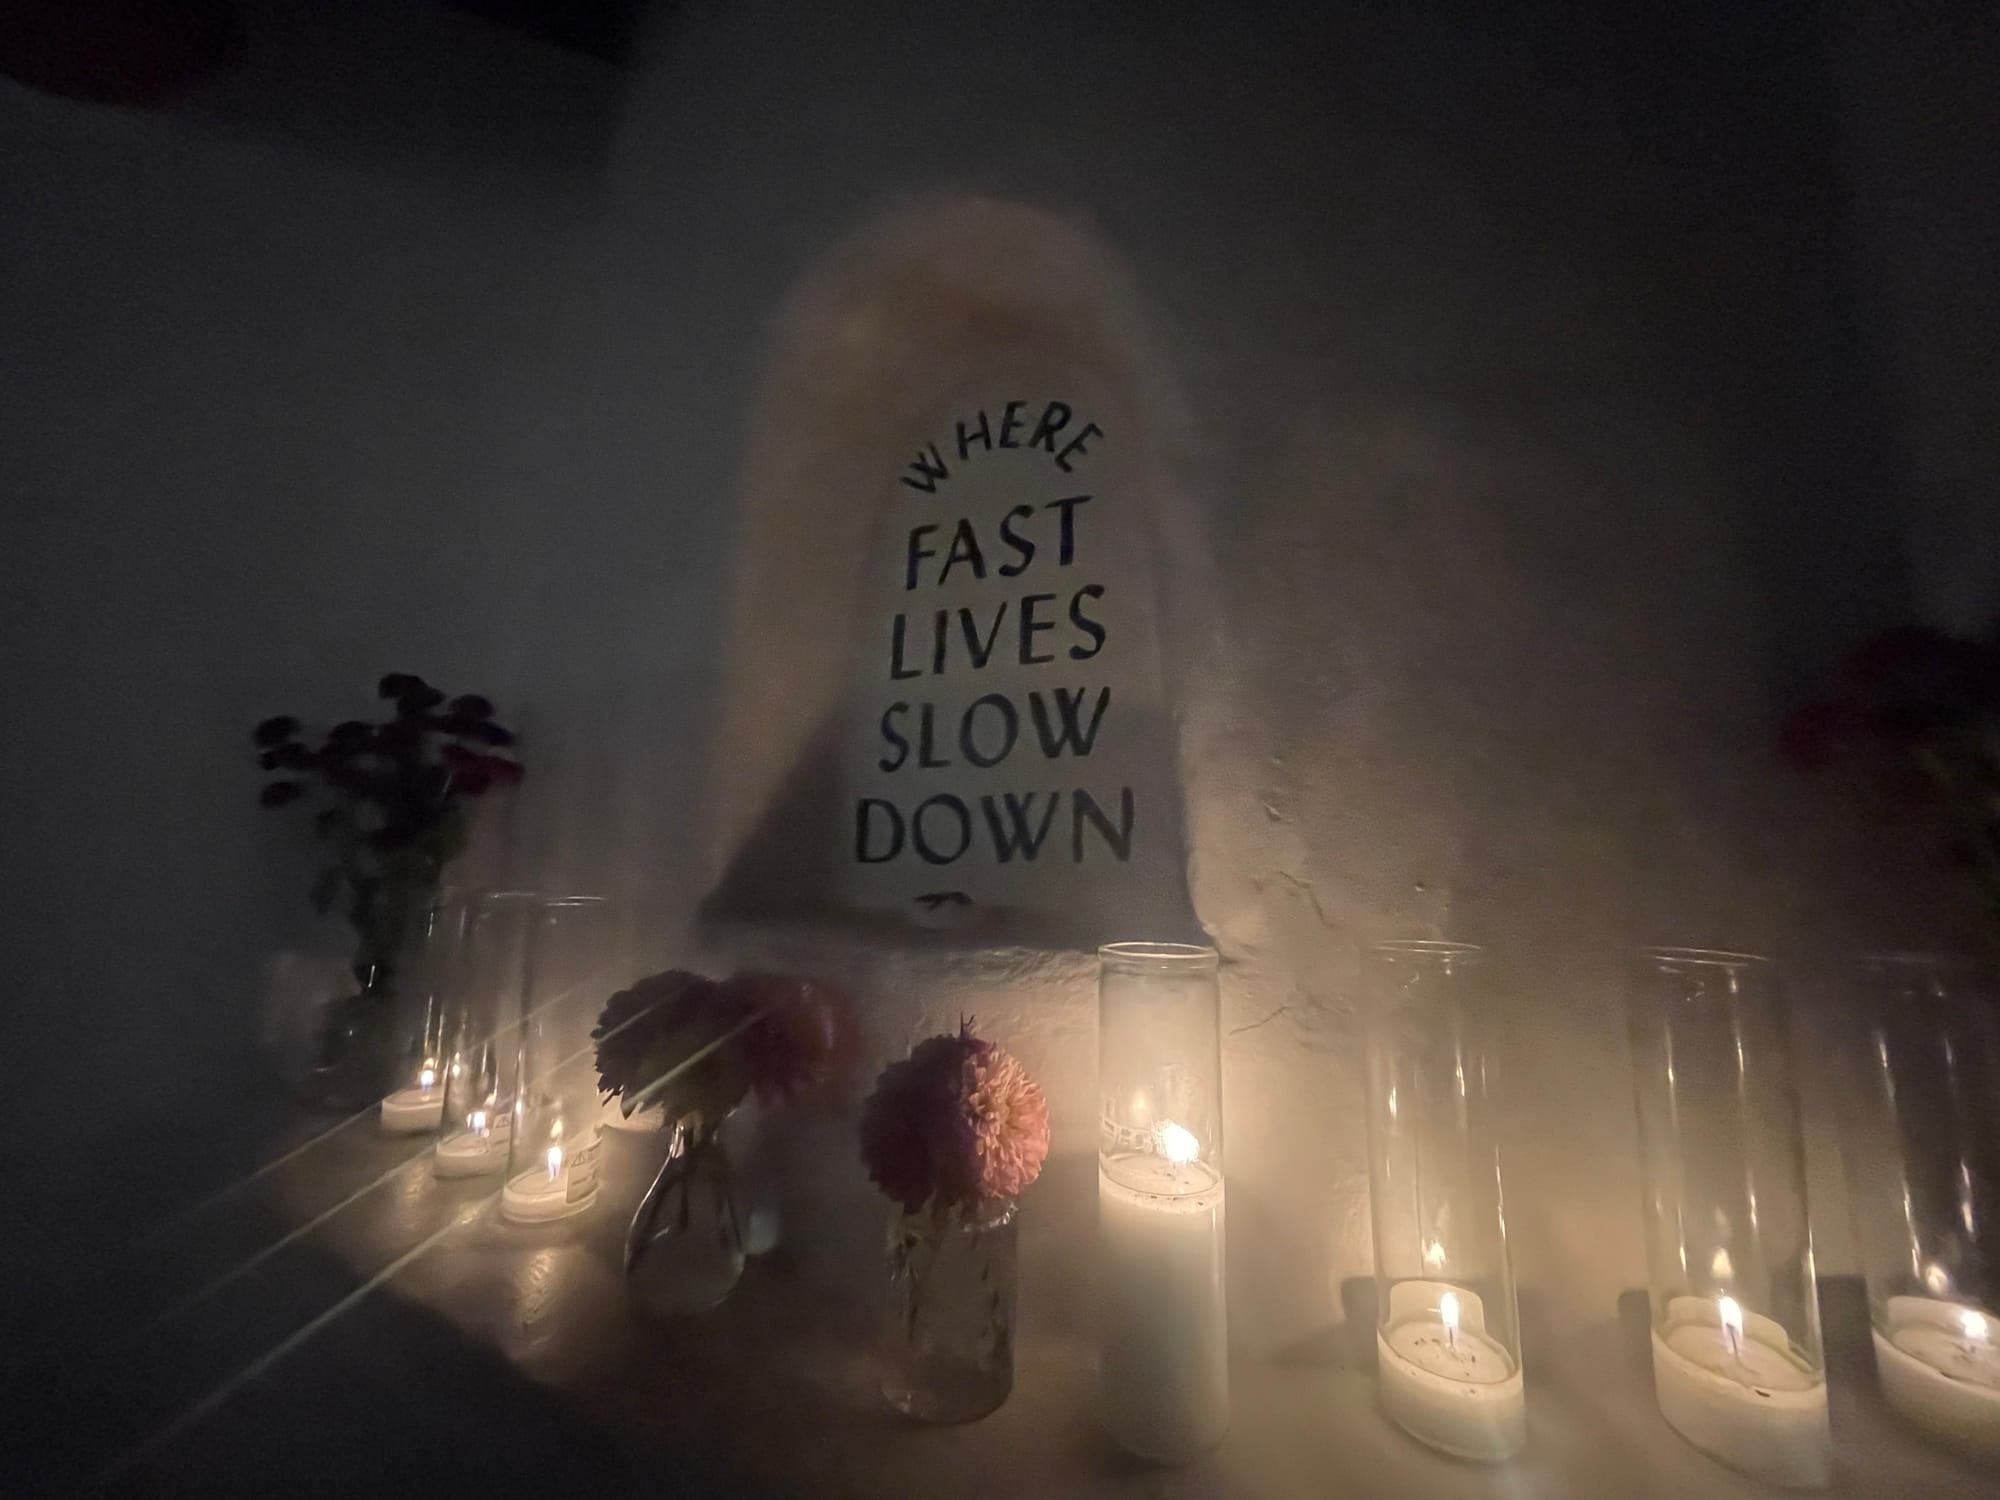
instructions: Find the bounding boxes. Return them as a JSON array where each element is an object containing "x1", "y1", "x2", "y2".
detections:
[
  {"x1": 1626, "y1": 948, "x2": 1830, "y2": 1489},
  {"x1": 433, "y1": 891, "x2": 536, "y2": 1179},
  {"x1": 1364, "y1": 941, "x2": 1525, "y2": 1461},
  {"x1": 501, "y1": 895, "x2": 611, "y2": 1225},
  {"x1": 378, "y1": 895, "x2": 468, "y2": 1135},
  {"x1": 1097, "y1": 942, "x2": 1228, "y2": 1463},
  {"x1": 1841, "y1": 954, "x2": 2000, "y2": 1458}
]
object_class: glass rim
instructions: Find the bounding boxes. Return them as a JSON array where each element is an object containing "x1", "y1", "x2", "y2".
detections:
[
  {"x1": 537, "y1": 893, "x2": 609, "y2": 909},
  {"x1": 1370, "y1": 940, "x2": 1483, "y2": 958},
  {"x1": 1859, "y1": 950, "x2": 1980, "y2": 970},
  {"x1": 1099, "y1": 941, "x2": 1219, "y2": 969},
  {"x1": 1639, "y1": 945, "x2": 1768, "y2": 967}
]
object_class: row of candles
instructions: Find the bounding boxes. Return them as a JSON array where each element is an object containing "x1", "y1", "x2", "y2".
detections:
[
  {"x1": 1094, "y1": 942, "x2": 2000, "y2": 1481},
  {"x1": 373, "y1": 902, "x2": 1996, "y2": 1479}
]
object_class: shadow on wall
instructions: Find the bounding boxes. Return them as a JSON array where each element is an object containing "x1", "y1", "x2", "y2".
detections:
[{"x1": 701, "y1": 197, "x2": 1216, "y2": 951}]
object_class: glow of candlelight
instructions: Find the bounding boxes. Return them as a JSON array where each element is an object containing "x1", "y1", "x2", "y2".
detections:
[
  {"x1": 1157, "y1": 1121, "x2": 1200, "y2": 1165},
  {"x1": 1960, "y1": 1307, "x2": 1990, "y2": 1345},
  {"x1": 1718, "y1": 1295, "x2": 1744, "y2": 1360},
  {"x1": 417, "y1": 1064, "x2": 437, "y2": 1090},
  {"x1": 468, "y1": 1109, "x2": 489, "y2": 1136},
  {"x1": 545, "y1": 1144, "x2": 564, "y2": 1180},
  {"x1": 1440, "y1": 1289, "x2": 1461, "y2": 1352}
]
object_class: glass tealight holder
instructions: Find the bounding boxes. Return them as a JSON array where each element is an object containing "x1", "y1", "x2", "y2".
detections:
[
  {"x1": 1841, "y1": 954, "x2": 2000, "y2": 1458},
  {"x1": 500, "y1": 895, "x2": 611, "y2": 1225},
  {"x1": 1096, "y1": 941, "x2": 1228, "y2": 1464},
  {"x1": 1364, "y1": 941, "x2": 1525, "y2": 1461},
  {"x1": 1626, "y1": 948, "x2": 1831, "y2": 1489},
  {"x1": 378, "y1": 895, "x2": 468, "y2": 1136},
  {"x1": 433, "y1": 891, "x2": 537, "y2": 1179}
]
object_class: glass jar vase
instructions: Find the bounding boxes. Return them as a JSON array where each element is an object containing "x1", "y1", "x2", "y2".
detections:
[
  {"x1": 880, "y1": 1199, "x2": 1019, "y2": 1423},
  {"x1": 625, "y1": 1122, "x2": 746, "y2": 1316}
]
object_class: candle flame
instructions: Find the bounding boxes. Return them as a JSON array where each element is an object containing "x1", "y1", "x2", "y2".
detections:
[
  {"x1": 1440, "y1": 1290, "x2": 1461, "y2": 1333},
  {"x1": 1158, "y1": 1121, "x2": 1200, "y2": 1165},
  {"x1": 1718, "y1": 1295, "x2": 1744, "y2": 1356},
  {"x1": 417, "y1": 1066, "x2": 437, "y2": 1090},
  {"x1": 468, "y1": 1109, "x2": 489, "y2": 1136},
  {"x1": 1960, "y1": 1307, "x2": 1989, "y2": 1344},
  {"x1": 546, "y1": 1144, "x2": 564, "y2": 1180}
]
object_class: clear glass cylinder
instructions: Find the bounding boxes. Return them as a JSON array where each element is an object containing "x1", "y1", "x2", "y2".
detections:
[
  {"x1": 1096, "y1": 941, "x2": 1228, "y2": 1463},
  {"x1": 378, "y1": 895, "x2": 468, "y2": 1135},
  {"x1": 1626, "y1": 947, "x2": 1831, "y2": 1489},
  {"x1": 433, "y1": 891, "x2": 536, "y2": 1179},
  {"x1": 880, "y1": 1200, "x2": 1019, "y2": 1423},
  {"x1": 1364, "y1": 941, "x2": 1525, "y2": 1461},
  {"x1": 1841, "y1": 954, "x2": 2000, "y2": 1458},
  {"x1": 501, "y1": 894, "x2": 611, "y2": 1225}
]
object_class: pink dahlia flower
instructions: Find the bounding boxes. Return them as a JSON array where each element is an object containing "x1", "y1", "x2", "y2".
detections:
[{"x1": 860, "y1": 1021, "x2": 1050, "y2": 1213}]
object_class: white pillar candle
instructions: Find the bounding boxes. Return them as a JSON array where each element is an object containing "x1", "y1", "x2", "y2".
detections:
[
  {"x1": 1872, "y1": 1295, "x2": 2000, "y2": 1457},
  {"x1": 1650, "y1": 1294, "x2": 1830, "y2": 1488},
  {"x1": 379, "y1": 1065, "x2": 444, "y2": 1135},
  {"x1": 433, "y1": 1107, "x2": 512, "y2": 1178},
  {"x1": 1099, "y1": 1131, "x2": 1228, "y2": 1464},
  {"x1": 499, "y1": 1132, "x2": 601, "y2": 1224},
  {"x1": 1376, "y1": 1279, "x2": 1525, "y2": 1460}
]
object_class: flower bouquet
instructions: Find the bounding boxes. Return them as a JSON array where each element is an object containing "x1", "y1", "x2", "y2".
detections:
[
  {"x1": 861, "y1": 1020, "x2": 1049, "y2": 1422},
  {"x1": 594, "y1": 969, "x2": 854, "y2": 1315},
  {"x1": 254, "y1": 673, "x2": 521, "y2": 1106}
]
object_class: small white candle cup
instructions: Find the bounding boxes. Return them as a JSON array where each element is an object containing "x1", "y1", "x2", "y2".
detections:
[
  {"x1": 434, "y1": 1103, "x2": 512, "y2": 1177},
  {"x1": 1649, "y1": 1295, "x2": 1830, "y2": 1488},
  {"x1": 1627, "y1": 950, "x2": 1831, "y2": 1489},
  {"x1": 1871, "y1": 1296, "x2": 2000, "y2": 1458},
  {"x1": 1376, "y1": 1280, "x2": 1525, "y2": 1461},
  {"x1": 1839, "y1": 955, "x2": 2000, "y2": 1460},
  {"x1": 1097, "y1": 942, "x2": 1229, "y2": 1463},
  {"x1": 1365, "y1": 942, "x2": 1525, "y2": 1462},
  {"x1": 378, "y1": 1075, "x2": 444, "y2": 1135}
]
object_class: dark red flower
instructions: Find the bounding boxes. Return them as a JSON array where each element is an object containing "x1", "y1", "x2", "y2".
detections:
[
  {"x1": 720, "y1": 972, "x2": 859, "y2": 1105},
  {"x1": 446, "y1": 694, "x2": 494, "y2": 720},
  {"x1": 471, "y1": 722, "x2": 516, "y2": 747},
  {"x1": 377, "y1": 672, "x2": 427, "y2": 700},
  {"x1": 592, "y1": 970, "x2": 753, "y2": 1125}
]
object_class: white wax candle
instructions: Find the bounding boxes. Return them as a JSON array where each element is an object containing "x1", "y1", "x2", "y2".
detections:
[
  {"x1": 500, "y1": 1132, "x2": 601, "y2": 1225},
  {"x1": 433, "y1": 1108, "x2": 511, "y2": 1178},
  {"x1": 1099, "y1": 1149, "x2": 1228, "y2": 1463},
  {"x1": 1650, "y1": 1295, "x2": 1830, "y2": 1488},
  {"x1": 1376, "y1": 1280, "x2": 1525, "y2": 1461},
  {"x1": 1872, "y1": 1296, "x2": 2000, "y2": 1457},
  {"x1": 378, "y1": 1079, "x2": 444, "y2": 1135}
]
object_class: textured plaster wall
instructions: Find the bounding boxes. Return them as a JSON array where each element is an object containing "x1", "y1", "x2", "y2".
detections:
[{"x1": 2, "y1": 0, "x2": 1972, "y2": 1359}]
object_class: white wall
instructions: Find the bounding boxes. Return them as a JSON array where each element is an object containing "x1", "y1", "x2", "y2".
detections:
[{"x1": 2, "y1": 0, "x2": 1963, "y2": 1347}]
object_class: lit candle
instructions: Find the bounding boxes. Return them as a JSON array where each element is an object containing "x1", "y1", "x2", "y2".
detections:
[
  {"x1": 1376, "y1": 1279, "x2": 1525, "y2": 1460},
  {"x1": 1099, "y1": 1119, "x2": 1229, "y2": 1463},
  {"x1": 1650, "y1": 1294, "x2": 1830, "y2": 1487},
  {"x1": 379, "y1": 1060, "x2": 445, "y2": 1135},
  {"x1": 1871, "y1": 1296, "x2": 2000, "y2": 1457},
  {"x1": 433, "y1": 1102, "x2": 511, "y2": 1177},
  {"x1": 499, "y1": 1123, "x2": 601, "y2": 1224}
]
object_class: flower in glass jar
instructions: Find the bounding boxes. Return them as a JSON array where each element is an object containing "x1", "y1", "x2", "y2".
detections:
[{"x1": 860, "y1": 1021, "x2": 1050, "y2": 1214}]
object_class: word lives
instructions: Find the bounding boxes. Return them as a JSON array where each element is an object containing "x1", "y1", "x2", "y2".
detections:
[{"x1": 857, "y1": 399, "x2": 1135, "y2": 872}]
